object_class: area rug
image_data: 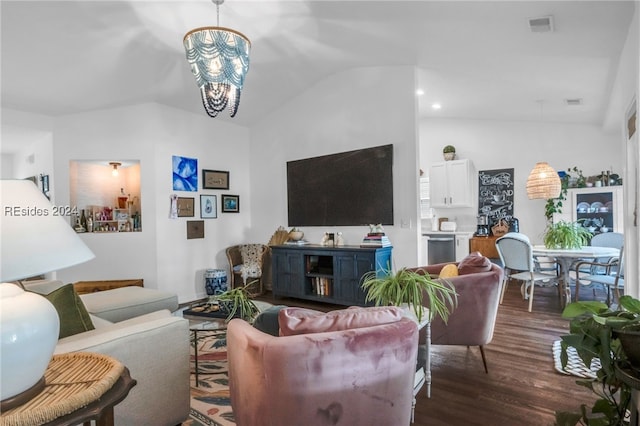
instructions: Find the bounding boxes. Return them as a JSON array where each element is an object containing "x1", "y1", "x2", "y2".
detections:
[
  {"x1": 552, "y1": 340, "x2": 601, "y2": 379},
  {"x1": 183, "y1": 330, "x2": 235, "y2": 426}
]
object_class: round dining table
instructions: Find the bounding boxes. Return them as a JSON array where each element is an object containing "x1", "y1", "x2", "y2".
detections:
[{"x1": 531, "y1": 245, "x2": 620, "y2": 308}]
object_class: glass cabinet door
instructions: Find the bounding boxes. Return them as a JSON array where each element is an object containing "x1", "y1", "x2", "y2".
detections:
[{"x1": 570, "y1": 186, "x2": 624, "y2": 235}]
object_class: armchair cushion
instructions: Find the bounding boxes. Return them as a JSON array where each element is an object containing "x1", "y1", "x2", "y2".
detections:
[
  {"x1": 458, "y1": 251, "x2": 492, "y2": 275},
  {"x1": 42, "y1": 283, "x2": 94, "y2": 338},
  {"x1": 278, "y1": 306, "x2": 403, "y2": 336},
  {"x1": 239, "y1": 244, "x2": 263, "y2": 280}
]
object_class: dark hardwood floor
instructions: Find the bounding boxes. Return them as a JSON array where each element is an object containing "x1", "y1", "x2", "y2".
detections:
[{"x1": 256, "y1": 281, "x2": 607, "y2": 426}]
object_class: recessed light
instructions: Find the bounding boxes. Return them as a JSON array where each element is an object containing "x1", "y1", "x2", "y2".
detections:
[
  {"x1": 416, "y1": 89, "x2": 425, "y2": 96},
  {"x1": 431, "y1": 103, "x2": 442, "y2": 110}
]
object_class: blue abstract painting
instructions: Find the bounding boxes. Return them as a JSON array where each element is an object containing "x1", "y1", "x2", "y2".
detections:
[{"x1": 173, "y1": 155, "x2": 198, "y2": 191}]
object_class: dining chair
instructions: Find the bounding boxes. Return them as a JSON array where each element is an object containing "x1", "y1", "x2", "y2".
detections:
[
  {"x1": 574, "y1": 245, "x2": 624, "y2": 306},
  {"x1": 496, "y1": 232, "x2": 559, "y2": 312},
  {"x1": 571, "y1": 232, "x2": 623, "y2": 294}
]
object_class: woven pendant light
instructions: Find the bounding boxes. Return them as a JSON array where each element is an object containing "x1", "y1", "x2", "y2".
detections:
[{"x1": 526, "y1": 162, "x2": 561, "y2": 199}]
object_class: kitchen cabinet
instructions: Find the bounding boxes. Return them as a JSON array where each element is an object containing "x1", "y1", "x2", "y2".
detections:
[
  {"x1": 429, "y1": 159, "x2": 474, "y2": 208},
  {"x1": 455, "y1": 234, "x2": 471, "y2": 261}
]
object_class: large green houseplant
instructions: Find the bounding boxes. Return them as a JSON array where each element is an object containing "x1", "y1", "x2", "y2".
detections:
[
  {"x1": 360, "y1": 266, "x2": 458, "y2": 323},
  {"x1": 555, "y1": 296, "x2": 640, "y2": 426},
  {"x1": 544, "y1": 220, "x2": 592, "y2": 249}
]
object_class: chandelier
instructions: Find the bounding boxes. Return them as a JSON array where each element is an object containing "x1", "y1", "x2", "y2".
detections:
[{"x1": 183, "y1": 0, "x2": 251, "y2": 118}]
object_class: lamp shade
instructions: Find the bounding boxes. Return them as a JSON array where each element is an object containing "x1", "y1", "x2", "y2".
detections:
[
  {"x1": 526, "y1": 162, "x2": 561, "y2": 200},
  {"x1": 1, "y1": 179, "x2": 95, "y2": 282},
  {"x1": 1, "y1": 179, "x2": 95, "y2": 408}
]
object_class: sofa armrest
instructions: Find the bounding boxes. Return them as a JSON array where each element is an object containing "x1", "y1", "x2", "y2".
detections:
[{"x1": 54, "y1": 310, "x2": 190, "y2": 426}]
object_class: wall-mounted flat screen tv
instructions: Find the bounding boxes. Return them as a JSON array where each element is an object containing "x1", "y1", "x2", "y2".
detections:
[{"x1": 287, "y1": 144, "x2": 394, "y2": 226}]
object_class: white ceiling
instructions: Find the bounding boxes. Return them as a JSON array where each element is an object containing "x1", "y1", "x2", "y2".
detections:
[{"x1": 1, "y1": 1, "x2": 636, "y2": 153}]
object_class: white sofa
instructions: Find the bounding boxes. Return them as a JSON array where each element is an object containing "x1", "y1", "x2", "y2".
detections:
[{"x1": 25, "y1": 281, "x2": 190, "y2": 426}]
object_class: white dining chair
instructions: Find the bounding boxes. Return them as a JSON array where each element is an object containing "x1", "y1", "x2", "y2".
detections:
[
  {"x1": 574, "y1": 245, "x2": 624, "y2": 306},
  {"x1": 496, "y1": 233, "x2": 559, "y2": 312}
]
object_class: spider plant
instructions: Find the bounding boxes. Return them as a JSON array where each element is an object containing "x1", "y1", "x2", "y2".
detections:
[
  {"x1": 208, "y1": 281, "x2": 260, "y2": 322},
  {"x1": 360, "y1": 266, "x2": 457, "y2": 323},
  {"x1": 543, "y1": 220, "x2": 591, "y2": 249}
]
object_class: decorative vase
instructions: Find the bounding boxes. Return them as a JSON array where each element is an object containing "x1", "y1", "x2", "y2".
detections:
[
  {"x1": 0, "y1": 283, "x2": 60, "y2": 409},
  {"x1": 443, "y1": 152, "x2": 455, "y2": 161},
  {"x1": 204, "y1": 269, "x2": 228, "y2": 296}
]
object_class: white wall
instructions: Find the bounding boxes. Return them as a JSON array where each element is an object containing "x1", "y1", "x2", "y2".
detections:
[
  {"x1": 419, "y1": 118, "x2": 623, "y2": 245},
  {"x1": 48, "y1": 103, "x2": 251, "y2": 303},
  {"x1": 249, "y1": 66, "x2": 421, "y2": 268}
]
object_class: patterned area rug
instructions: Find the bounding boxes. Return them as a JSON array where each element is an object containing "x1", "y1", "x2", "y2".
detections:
[
  {"x1": 182, "y1": 330, "x2": 235, "y2": 426},
  {"x1": 552, "y1": 340, "x2": 601, "y2": 379}
]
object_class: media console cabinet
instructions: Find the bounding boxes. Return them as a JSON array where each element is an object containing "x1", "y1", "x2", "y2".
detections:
[{"x1": 271, "y1": 244, "x2": 392, "y2": 306}]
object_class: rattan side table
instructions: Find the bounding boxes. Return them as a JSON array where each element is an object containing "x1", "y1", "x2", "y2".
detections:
[{"x1": 0, "y1": 352, "x2": 136, "y2": 426}]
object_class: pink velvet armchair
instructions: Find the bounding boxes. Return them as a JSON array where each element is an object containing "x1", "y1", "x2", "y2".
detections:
[
  {"x1": 227, "y1": 306, "x2": 418, "y2": 426},
  {"x1": 409, "y1": 253, "x2": 504, "y2": 373}
]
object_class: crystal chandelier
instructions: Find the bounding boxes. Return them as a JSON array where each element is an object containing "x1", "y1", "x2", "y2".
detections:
[{"x1": 183, "y1": 0, "x2": 251, "y2": 118}]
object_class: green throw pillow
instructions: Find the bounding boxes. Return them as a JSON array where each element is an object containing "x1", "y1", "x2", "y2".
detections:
[{"x1": 43, "y1": 283, "x2": 95, "y2": 339}]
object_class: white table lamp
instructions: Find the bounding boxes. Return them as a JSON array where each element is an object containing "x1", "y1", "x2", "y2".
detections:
[{"x1": 0, "y1": 179, "x2": 95, "y2": 410}]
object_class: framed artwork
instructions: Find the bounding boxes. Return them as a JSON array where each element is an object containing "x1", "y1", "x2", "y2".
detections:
[
  {"x1": 200, "y1": 195, "x2": 217, "y2": 219},
  {"x1": 221, "y1": 194, "x2": 240, "y2": 213},
  {"x1": 187, "y1": 220, "x2": 205, "y2": 239},
  {"x1": 172, "y1": 155, "x2": 198, "y2": 191},
  {"x1": 202, "y1": 169, "x2": 229, "y2": 190},
  {"x1": 177, "y1": 197, "x2": 195, "y2": 217}
]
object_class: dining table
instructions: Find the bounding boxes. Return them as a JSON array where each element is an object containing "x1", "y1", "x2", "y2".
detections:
[{"x1": 531, "y1": 245, "x2": 620, "y2": 308}]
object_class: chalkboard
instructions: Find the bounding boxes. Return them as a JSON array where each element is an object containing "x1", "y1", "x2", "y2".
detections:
[{"x1": 478, "y1": 168, "x2": 515, "y2": 222}]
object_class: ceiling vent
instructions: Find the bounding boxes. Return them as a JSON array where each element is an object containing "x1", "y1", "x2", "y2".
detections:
[
  {"x1": 528, "y1": 15, "x2": 554, "y2": 33},
  {"x1": 565, "y1": 98, "x2": 583, "y2": 106}
]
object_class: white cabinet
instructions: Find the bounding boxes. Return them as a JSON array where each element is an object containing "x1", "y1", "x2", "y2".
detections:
[
  {"x1": 429, "y1": 159, "x2": 474, "y2": 208},
  {"x1": 455, "y1": 234, "x2": 471, "y2": 262},
  {"x1": 569, "y1": 186, "x2": 623, "y2": 235},
  {"x1": 419, "y1": 177, "x2": 433, "y2": 219}
]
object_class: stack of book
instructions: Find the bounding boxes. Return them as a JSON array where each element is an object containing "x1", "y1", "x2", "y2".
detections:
[
  {"x1": 312, "y1": 277, "x2": 332, "y2": 296},
  {"x1": 360, "y1": 233, "x2": 391, "y2": 248}
]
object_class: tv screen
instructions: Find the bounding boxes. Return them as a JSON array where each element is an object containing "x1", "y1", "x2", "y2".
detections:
[{"x1": 287, "y1": 144, "x2": 394, "y2": 226}]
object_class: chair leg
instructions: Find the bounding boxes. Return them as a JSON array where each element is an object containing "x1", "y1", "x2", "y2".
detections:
[
  {"x1": 478, "y1": 345, "x2": 488, "y2": 374},
  {"x1": 499, "y1": 276, "x2": 509, "y2": 304},
  {"x1": 528, "y1": 276, "x2": 535, "y2": 313}
]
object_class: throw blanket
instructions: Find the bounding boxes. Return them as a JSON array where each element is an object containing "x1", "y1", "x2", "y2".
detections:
[{"x1": 239, "y1": 244, "x2": 263, "y2": 283}]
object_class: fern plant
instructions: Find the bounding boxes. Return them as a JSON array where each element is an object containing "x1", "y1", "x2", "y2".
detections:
[{"x1": 360, "y1": 266, "x2": 458, "y2": 323}]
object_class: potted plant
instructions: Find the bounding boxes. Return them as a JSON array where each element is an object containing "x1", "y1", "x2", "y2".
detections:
[
  {"x1": 442, "y1": 145, "x2": 456, "y2": 161},
  {"x1": 555, "y1": 296, "x2": 640, "y2": 426},
  {"x1": 543, "y1": 220, "x2": 591, "y2": 249},
  {"x1": 207, "y1": 282, "x2": 260, "y2": 322},
  {"x1": 360, "y1": 266, "x2": 458, "y2": 323}
]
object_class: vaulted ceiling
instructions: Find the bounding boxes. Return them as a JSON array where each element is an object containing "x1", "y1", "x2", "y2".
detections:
[{"x1": 1, "y1": 1, "x2": 635, "y2": 153}]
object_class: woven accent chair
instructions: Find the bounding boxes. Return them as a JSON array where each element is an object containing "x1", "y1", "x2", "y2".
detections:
[{"x1": 226, "y1": 244, "x2": 271, "y2": 297}]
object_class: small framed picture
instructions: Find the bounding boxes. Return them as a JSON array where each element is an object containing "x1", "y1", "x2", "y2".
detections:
[
  {"x1": 200, "y1": 195, "x2": 217, "y2": 219},
  {"x1": 221, "y1": 194, "x2": 240, "y2": 213},
  {"x1": 177, "y1": 197, "x2": 195, "y2": 217},
  {"x1": 187, "y1": 220, "x2": 205, "y2": 239},
  {"x1": 202, "y1": 169, "x2": 229, "y2": 190}
]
